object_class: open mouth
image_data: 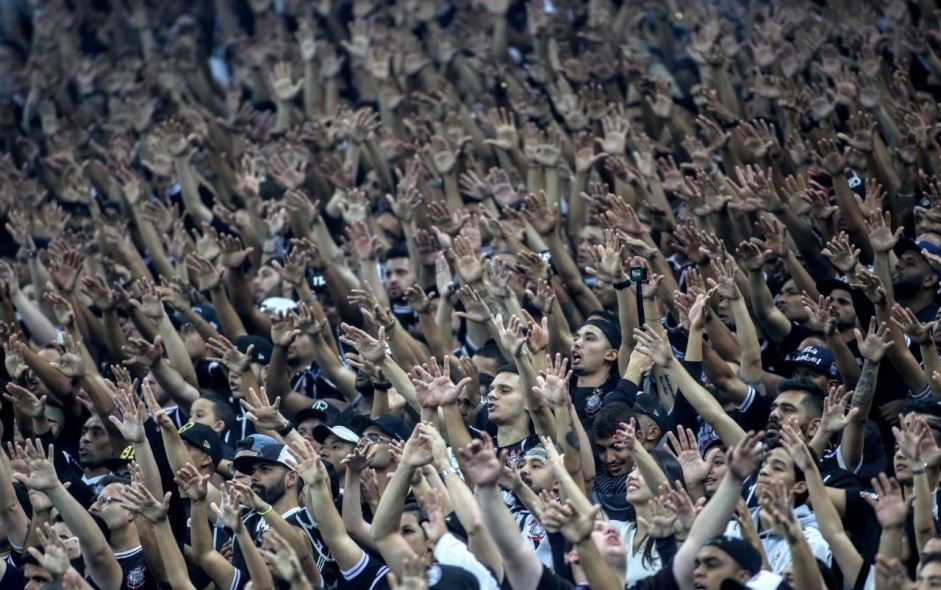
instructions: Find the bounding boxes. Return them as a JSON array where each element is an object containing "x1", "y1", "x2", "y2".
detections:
[{"x1": 571, "y1": 351, "x2": 582, "y2": 365}]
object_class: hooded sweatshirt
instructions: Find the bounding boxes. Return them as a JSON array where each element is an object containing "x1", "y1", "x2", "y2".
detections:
[{"x1": 725, "y1": 505, "x2": 832, "y2": 573}]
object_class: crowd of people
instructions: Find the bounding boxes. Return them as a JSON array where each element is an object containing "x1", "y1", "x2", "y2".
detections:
[{"x1": 4, "y1": 0, "x2": 941, "y2": 589}]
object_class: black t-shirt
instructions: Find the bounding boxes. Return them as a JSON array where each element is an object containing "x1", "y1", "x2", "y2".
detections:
[
  {"x1": 535, "y1": 565, "x2": 576, "y2": 590},
  {"x1": 232, "y1": 507, "x2": 339, "y2": 590},
  {"x1": 630, "y1": 565, "x2": 679, "y2": 590},
  {"x1": 497, "y1": 433, "x2": 542, "y2": 471},
  {"x1": 0, "y1": 557, "x2": 24, "y2": 590},
  {"x1": 341, "y1": 551, "x2": 390, "y2": 590},
  {"x1": 87, "y1": 546, "x2": 158, "y2": 590}
]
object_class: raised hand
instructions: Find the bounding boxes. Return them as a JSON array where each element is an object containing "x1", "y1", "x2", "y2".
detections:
[
  {"x1": 174, "y1": 463, "x2": 209, "y2": 501},
  {"x1": 633, "y1": 326, "x2": 675, "y2": 367},
  {"x1": 338, "y1": 323, "x2": 387, "y2": 363},
  {"x1": 854, "y1": 318, "x2": 893, "y2": 363},
  {"x1": 121, "y1": 482, "x2": 172, "y2": 523},
  {"x1": 387, "y1": 555, "x2": 429, "y2": 590},
  {"x1": 866, "y1": 210, "x2": 903, "y2": 254},
  {"x1": 51, "y1": 335, "x2": 85, "y2": 378},
  {"x1": 458, "y1": 433, "x2": 505, "y2": 487},
  {"x1": 206, "y1": 336, "x2": 252, "y2": 374},
  {"x1": 409, "y1": 356, "x2": 471, "y2": 408},
  {"x1": 270, "y1": 313, "x2": 301, "y2": 348},
  {"x1": 532, "y1": 354, "x2": 573, "y2": 407},
  {"x1": 585, "y1": 229, "x2": 628, "y2": 284},
  {"x1": 185, "y1": 253, "x2": 223, "y2": 291},
  {"x1": 890, "y1": 304, "x2": 934, "y2": 345},
  {"x1": 28, "y1": 523, "x2": 72, "y2": 577},
  {"x1": 454, "y1": 286, "x2": 493, "y2": 324},
  {"x1": 667, "y1": 427, "x2": 717, "y2": 486},
  {"x1": 448, "y1": 235, "x2": 486, "y2": 285},
  {"x1": 727, "y1": 430, "x2": 768, "y2": 481},
  {"x1": 47, "y1": 248, "x2": 84, "y2": 293},
  {"x1": 12, "y1": 439, "x2": 59, "y2": 491},
  {"x1": 258, "y1": 529, "x2": 308, "y2": 586},
  {"x1": 4, "y1": 383, "x2": 47, "y2": 419},
  {"x1": 863, "y1": 473, "x2": 913, "y2": 529},
  {"x1": 287, "y1": 439, "x2": 328, "y2": 489},
  {"x1": 541, "y1": 498, "x2": 602, "y2": 543},
  {"x1": 707, "y1": 258, "x2": 741, "y2": 300},
  {"x1": 121, "y1": 335, "x2": 163, "y2": 369},
  {"x1": 401, "y1": 424, "x2": 434, "y2": 467},
  {"x1": 519, "y1": 191, "x2": 559, "y2": 236},
  {"x1": 340, "y1": 440, "x2": 374, "y2": 474},
  {"x1": 736, "y1": 241, "x2": 772, "y2": 272},
  {"x1": 109, "y1": 389, "x2": 147, "y2": 444},
  {"x1": 636, "y1": 494, "x2": 679, "y2": 539},
  {"x1": 211, "y1": 484, "x2": 246, "y2": 533},
  {"x1": 240, "y1": 387, "x2": 289, "y2": 432},
  {"x1": 818, "y1": 385, "x2": 859, "y2": 436}
]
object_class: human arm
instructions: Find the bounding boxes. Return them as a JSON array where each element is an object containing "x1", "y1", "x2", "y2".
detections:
[
  {"x1": 121, "y1": 483, "x2": 195, "y2": 590},
  {"x1": 891, "y1": 416, "x2": 937, "y2": 554},
  {"x1": 673, "y1": 431, "x2": 769, "y2": 590},
  {"x1": 762, "y1": 480, "x2": 825, "y2": 590},
  {"x1": 541, "y1": 500, "x2": 621, "y2": 590},
  {"x1": 460, "y1": 433, "x2": 544, "y2": 590},
  {"x1": 174, "y1": 465, "x2": 234, "y2": 590},
  {"x1": 780, "y1": 423, "x2": 864, "y2": 587},
  {"x1": 634, "y1": 325, "x2": 747, "y2": 446},
  {"x1": 13, "y1": 440, "x2": 123, "y2": 590},
  {"x1": 0, "y1": 438, "x2": 29, "y2": 549},
  {"x1": 211, "y1": 484, "x2": 275, "y2": 590}
]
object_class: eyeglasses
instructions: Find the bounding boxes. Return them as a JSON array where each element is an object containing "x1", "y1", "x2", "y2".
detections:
[
  {"x1": 363, "y1": 433, "x2": 392, "y2": 445},
  {"x1": 94, "y1": 495, "x2": 118, "y2": 506}
]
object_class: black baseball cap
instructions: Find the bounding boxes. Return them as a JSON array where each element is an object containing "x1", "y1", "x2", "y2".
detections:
[
  {"x1": 102, "y1": 445, "x2": 136, "y2": 471},
  {"x1": 632, "y1": 392, "x2": 671, "y2": 436},
  {"x1": 296, "y1": 399, "x2": 341, "y2": 426},
  {"x1": 178, "y1": 421, "x2": 224, "y2": 466},
  {"x1": 233, "y1": 335, "x2": 274, "y2": 366},
  {"x1": 784, "y1": 345, "x2": 840, "y2": 381},
  {"x1": 367, "y1": 415, "x2": 411, "y2": 441},
  {"x1": 705, "y1": 536, "x2": 762, "y2": 576}
]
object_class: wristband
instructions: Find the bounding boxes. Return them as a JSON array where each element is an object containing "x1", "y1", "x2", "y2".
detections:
[
  {"x1": 257, "y1": 504, "x2": 273, "y2": 516},
  {"x1": 440, "y1": 466, "x2": 458, "y2": 479},
  {"x1": 612, "y1": 277, "x2": 632, "y2": 291},
  {"x1": 276, "y1": 420, "x2": 295, "y2": 437},
  {"x1": 912, "y1": 462, "x2": 928, "y2": 475},
  {"x1": 26, "y1": 250, "x2": 39, "y2": 260},
  {"x1": 373, "y1": 381, "x2": 392, "y2": 391}
]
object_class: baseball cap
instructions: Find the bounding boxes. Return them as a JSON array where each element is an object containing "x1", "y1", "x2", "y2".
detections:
[
  {"x1": 233, "y1": 335, "x2": 274, "y2": 366},
  {"x1": 784, "y1": 346, "x2": 840, "y2": 381},
  {"x1": 296, "y1": 399, "x2": 340, "y2": 426},
  {"x1": 632, "y1": 392, "x2": 671, "y2": 436},
  {"x1": 705, "y1": 536, "x2": 762, "y2": 576},
  {"x1": 313, "y1": 424, "x2": 361, "y2": 445},
  {"x1": 102, "y1": 445, "x2": 136, "y2": 471},
  {"x1": 235, "y1": 434, "x2": 279, "y2": 453},
  {"x1": 895, "y1": 237, "x2": 941, "y2": 277},
  {"x1": 367, "y1": 414, "x2": 411, "y2": 442},
  {"x1": 174, "y1": 304, "x2": 221, "y2": 331},
  {"x1": 721, "y1": 571, "x2": 791, "y2": 590},
  {"x1": 178, "y1": 421, "x2": 224, "y2": 466},
  {"x1": 233, "y1": 443, "x2": 298, "y2": 474}
]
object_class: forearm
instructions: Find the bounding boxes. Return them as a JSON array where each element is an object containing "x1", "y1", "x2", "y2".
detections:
[
  {"x1": 728, "y1": 298, "x2": 762, "y2": 381},
  {"x1": 265, "y1": 346, "x2": 292, "y2": 399},
  {"x1": 342, "y1": 470, "x2": 377, "y2": 550},
  {"x1": 921, "y1": 342, "x2": 941, "y2": 397},
  {"x1": 236, "y1": 526, "x2": 275, "y2": 590},
  {"x1": 827, "y1": 331, "x2": 861, "y2": 388},
  {"x1": 173, "y1": 158, "x2": 213, "y2": 224},
  {"x1": 371, "y1": 463, "x2": 414, "y2": 540},
  {"x1": 47, "y1": 484, "x2": 121, "y2": 589},
  {"x1": 544, "y1": 233, "x2": 603, "y2": 313},
  {"x1": 310, "y1": 333, "x2": 357, "y2": 401},
  {"x1": 152, "y1": 359, "x2": 200, "y2": 409},
  {"x1": 157, "y1": 314, "x2": 199, "y2": 387},
  {"x1": 666, "y1": 359, "x2": 746, "y2": 446},
  {"x1": 785, "y1": 532, "x2": 825, "y2": 590},
  {"x1": 11, "y1": 292, "x2": 58, "y2": 345},
  {"x1": 153, "y1": 519, "x2": 196, "y2": 590},
  {"x1": 746, "y1": 271, "x2": 791, "y2": 341},
  {"x1": 22, "y1": 347, "x2": 74, "y2": 399},
  {"x1": 914, "y1": 470, "x2": 936, "y2": 553},
  {"x1": 209, "y1": 282, "x2": 248, "y2": 339},
  {"x1": 0, "y1": 454, "x2": 28, "y2": 548},
  {"x1": 379, "y1": 356, "x2": 421, "y2": 412}
]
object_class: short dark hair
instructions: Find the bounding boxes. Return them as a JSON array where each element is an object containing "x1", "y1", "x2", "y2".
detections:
[
  {"x1": 592, "y1": 404, "x2": 636, "y2": 439},
  {"x1": 776, "y1": 379, "x2": 826, "y2": 419},
  {"x1": 922, "y1": 551, "x2": 941, "y2": 568},
  {"x1": 384, "y1": 244, "x2": 410, "y2": 262},
  {"x1": 473, "y1": 340, "x2": 507, "y2": 363},
  {"x1": 496, "y1": 364, "x2": 519, "y2": 376},
  {"x1": 199, "y1": 392, "x2": 236, "y2": 431},
  {"x1": 903, "y1": 399, "x2": 941, "y2": 420}
]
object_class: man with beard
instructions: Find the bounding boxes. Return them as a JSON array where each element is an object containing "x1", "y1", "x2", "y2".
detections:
[
  {"x1": 231, "y1": 443, "x2": 340, "y2": 589},
  {"x1": 383, "y1": 245, "x2": 420, "y2": 329},
  {"x1": 505, "y1": 446, "x2": 561, "y2": 567},
  {"x1": 891, "y1": 239, "x2": 941, "y2": 322}
]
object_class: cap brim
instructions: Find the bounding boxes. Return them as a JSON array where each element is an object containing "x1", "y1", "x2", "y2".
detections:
[{"x1": 232, "y1": 455, "x2": 291, "y2": 474}]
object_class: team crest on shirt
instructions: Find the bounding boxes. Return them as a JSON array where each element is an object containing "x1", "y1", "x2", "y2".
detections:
[
  {"x1": 126, "y1": 566, "x2": 147, "y2": 589},
  {"x1": 585, "y1": 393, "x2": 603, "y2": 416},
  {"x1": 527, "y1": 520, "x2": 545, "y2": 542},
  {"x1": 506, "y1": 450, "x2": 522, "y2": 469}
]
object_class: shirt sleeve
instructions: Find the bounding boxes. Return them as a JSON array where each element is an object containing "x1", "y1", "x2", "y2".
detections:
[{"x1": 433, "y1": 532, "x2": 500, "y2": 590}]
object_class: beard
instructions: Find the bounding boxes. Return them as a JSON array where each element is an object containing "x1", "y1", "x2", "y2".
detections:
[
  {"x1": 893, "y1": 276, "x2": 925, "y2": 299},
  {"x1": 252, "y1": 479, "x2": 287, "y2": 505}
]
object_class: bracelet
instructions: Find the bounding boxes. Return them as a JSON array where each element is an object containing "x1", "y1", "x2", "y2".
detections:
[
  {"x1": 276, "y1": 420, "x2": 295, "y2": 437},
  {"x1": 612, "y1": 277, "x2": 632, "y2": 291},
  {"x1": 373, "y1": 381, "x2": 392, "y2": 391},
  {"x1": 913, "y1": 462, "x2": 928, "y2": 475},
  {"x1": 258, "y1": 504, "x2": 273, "y2": 516},
  {"x1": 440, "y1": 466, "x2": 458, "y2": 479}
]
